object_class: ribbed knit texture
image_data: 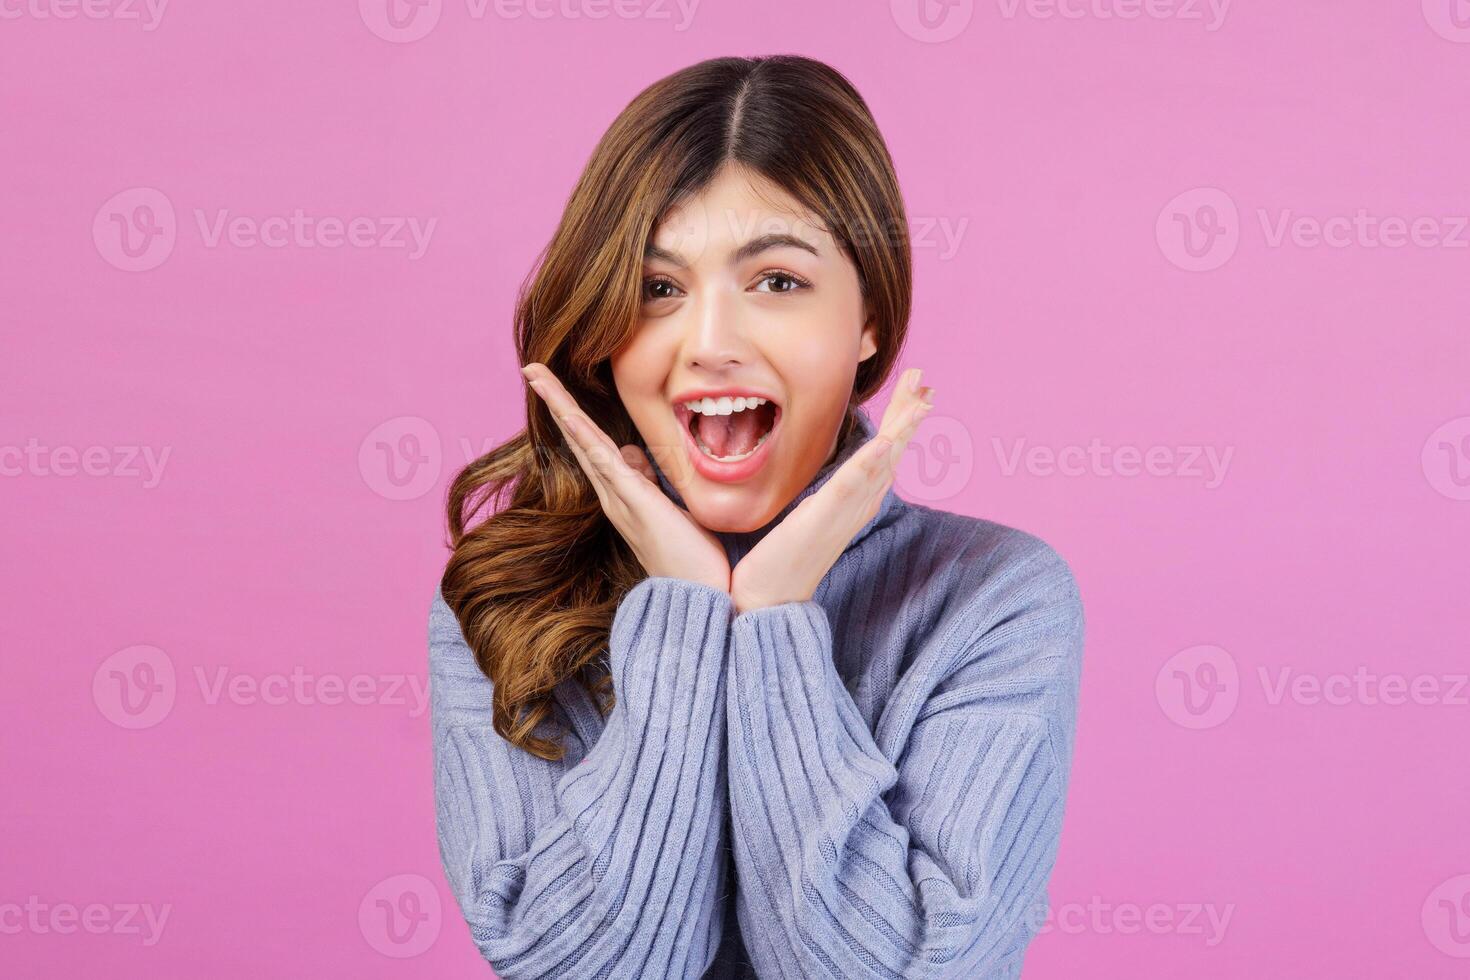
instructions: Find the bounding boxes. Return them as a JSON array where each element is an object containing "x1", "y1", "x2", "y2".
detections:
[{"x1": 430, "y1": 405, "x2": 1085, "y2": 979}]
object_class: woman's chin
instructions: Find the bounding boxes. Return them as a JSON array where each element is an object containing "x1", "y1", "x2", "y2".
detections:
[{"x1": 684, "y1": 493, "x2": 776, "y2": 535}]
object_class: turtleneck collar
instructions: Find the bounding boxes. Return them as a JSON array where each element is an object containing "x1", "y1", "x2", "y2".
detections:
[{"x1": 645, "y1": 404, "x2": 909, "y2": 566}]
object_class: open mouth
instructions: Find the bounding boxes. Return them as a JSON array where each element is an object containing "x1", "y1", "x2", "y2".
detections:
[{"x1": 674, "y1": 395, "x2": 781, "y2": 463}]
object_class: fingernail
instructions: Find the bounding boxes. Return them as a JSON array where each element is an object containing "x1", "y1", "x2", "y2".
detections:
[
  {"x1": 922, "y1": 388, "x2": 934, "y2": 405},
  {"x1": 908, "y1": 370, "x2": 921, "y2": 393}
]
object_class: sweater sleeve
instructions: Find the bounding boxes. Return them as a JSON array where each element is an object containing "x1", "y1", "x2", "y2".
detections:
[
  {"x1": 430, "y1": 575, "x2": 735, "y2": 979},
  {"x1": 723, "y1": 540, "x2": 1085, "y2": 979}
]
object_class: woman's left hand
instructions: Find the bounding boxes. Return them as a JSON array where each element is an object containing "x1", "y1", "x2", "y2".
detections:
[{"x1": 729, "y1": 368, "x2": 935, "y2": 615}]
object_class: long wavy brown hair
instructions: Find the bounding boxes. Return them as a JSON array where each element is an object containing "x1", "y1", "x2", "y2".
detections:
[{"x1": 440, "y1": 55, "x2": 913, "y2": 760}]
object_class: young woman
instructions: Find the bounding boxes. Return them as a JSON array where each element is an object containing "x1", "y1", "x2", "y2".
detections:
[{"x1": 430, "y1": 55, "x2": 1084, "y2": 979}]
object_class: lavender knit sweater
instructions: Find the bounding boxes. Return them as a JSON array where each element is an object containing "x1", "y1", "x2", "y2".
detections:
[{"x1": 429, "y1": 405, "x2": 1085, "y2": 979}]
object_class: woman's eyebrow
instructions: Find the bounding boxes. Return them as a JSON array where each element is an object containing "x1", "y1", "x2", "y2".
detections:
[
  {"x1": 731, "y1": 233, "x2": 820, "y2": 264},
  {"x1": 643, "y1": 232, "x2": 821, "y2": 268}
]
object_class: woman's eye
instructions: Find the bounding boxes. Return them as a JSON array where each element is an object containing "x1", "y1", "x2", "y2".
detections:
[
  {"x1": 642, "y1": 272, "x2": 809, "y2": 302},
  {"x1": 753, "y1": 271, "x2": 810, "y2": 294},
  {"x1": 642, "y1": 277, "x2": 682, "y2": 302}
]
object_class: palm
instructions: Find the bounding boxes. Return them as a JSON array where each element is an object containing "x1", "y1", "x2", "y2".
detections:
[
  {"x1": 731, "y1": 371, "x2": 934, "y2": 613},
  {"x1": 732, "y1": 456, "x2": 885, "y2": 610},
  {"x1": 620, "y1": 456, "x2": 731, "y2": 589},
  {"x1": 523, "y1": 361, "x2": 731, "y2": 592}
]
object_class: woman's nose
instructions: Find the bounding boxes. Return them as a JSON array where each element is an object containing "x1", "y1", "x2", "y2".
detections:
[{"x1": 681, "y1": 289, "x2": 750, "y2": 371}]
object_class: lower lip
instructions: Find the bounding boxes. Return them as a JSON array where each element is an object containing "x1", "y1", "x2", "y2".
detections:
[{"x1": 679, "y1": 407, "x2": 781, "y2": 483}]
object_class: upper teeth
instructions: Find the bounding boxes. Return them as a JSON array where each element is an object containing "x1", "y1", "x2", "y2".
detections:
[{"x1": 683, "y1": 396, "x2": 769, "y2": 415}]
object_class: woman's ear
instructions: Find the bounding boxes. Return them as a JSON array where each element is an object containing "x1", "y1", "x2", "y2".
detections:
[{"x1": 858, "y1": 314, "x2": 879, "y2": 363}]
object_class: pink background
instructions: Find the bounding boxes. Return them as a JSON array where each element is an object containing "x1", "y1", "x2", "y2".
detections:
[{"x1": 4, "y1": 1, "x2": 1468, "y2": 976}]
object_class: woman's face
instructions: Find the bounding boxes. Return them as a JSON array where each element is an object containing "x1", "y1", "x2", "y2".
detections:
[{"x1": 611, "y1": 163, "x2": 879, "y2": 534}]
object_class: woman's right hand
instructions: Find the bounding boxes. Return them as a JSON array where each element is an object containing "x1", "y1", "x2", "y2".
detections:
[{"x1": 522, "y1": 362, "x2": 731, "y2": 595}]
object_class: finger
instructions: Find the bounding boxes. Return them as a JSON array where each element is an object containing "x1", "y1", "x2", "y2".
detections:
[
  {"x1": 524, "y1": 365, "x2": 641, "y2": 500},
  {"x1": 527, "y1": 367, "x2": 631, "y2": 467},
  {"x1": 621, "y1": 444, "x2": 657, "y2": 483},
  {"x1": 568, "y1": 418, "x2": 646, "y2": 494},
  {"x1": 786, "y1": 434, "x2": 895, "y2": 562},
  {"x1": 894, "y1": 388, "x2": 934, "y2": 442},
  {"x1": 882, "y1": 389, "x2": 934, "y2": 470},
  {"x1": 547, "y1": 410, "x2": 620, "y2": 514},
  {"x1": 819, "y1": 433, "x2": 894, "y2": 506},
  {"x1": 879, "y1": 367, "x2": 923, "y2": 433},
  {"x1": 838, "y1": 397, "x2": 932, "y2": 503},
  {"x1": 875, "y1": 377, "x2": 927, "y2": 472},
  {"x1": 523, "y1": 365, "x2": 618, "y2": 497}
]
